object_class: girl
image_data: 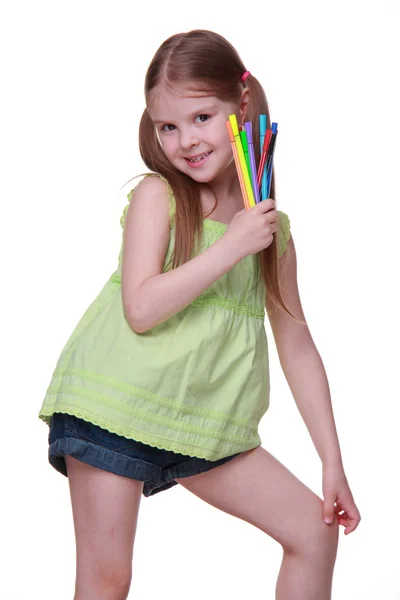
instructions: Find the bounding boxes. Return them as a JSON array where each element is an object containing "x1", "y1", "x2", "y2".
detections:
[{"x1": 39, "y1": 29, "x2": 361, "y2": 600}]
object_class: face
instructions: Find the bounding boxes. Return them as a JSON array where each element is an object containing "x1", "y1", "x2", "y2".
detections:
[{"x1": 147, "y1": 83, "x2": 248, "y2": 183}]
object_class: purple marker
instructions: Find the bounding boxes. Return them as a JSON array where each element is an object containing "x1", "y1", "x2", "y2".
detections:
[{"x1": 244, "y1": 122, "x2": 259, "y2": 203}]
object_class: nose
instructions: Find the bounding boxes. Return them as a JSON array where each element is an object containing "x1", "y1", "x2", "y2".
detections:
[{"x1": 179, "y1": 126, "x2": 199, "y2": 152}]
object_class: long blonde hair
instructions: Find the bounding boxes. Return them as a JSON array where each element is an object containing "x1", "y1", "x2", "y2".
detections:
[{"x1": 136, "y1": 29, "x2": 303, "y2": 322}]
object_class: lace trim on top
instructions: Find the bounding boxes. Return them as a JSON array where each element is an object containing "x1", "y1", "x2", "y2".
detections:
[
  {"x1": 203, "y1": 219, "x2": 228, "y2": 235},
  {"x1": 39, "y1": 409, "x2": 258, "y2": 459},
  {"x1": 192, "y1": 294, "x2": 264, "y2": 319}
]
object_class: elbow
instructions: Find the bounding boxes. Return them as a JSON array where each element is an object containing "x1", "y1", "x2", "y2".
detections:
[
  {"x1": 123, "y1": 296, "x2": 151, "y2": 334},
  {"x1": 127, "y1": 317, "x2": 148, "y2": 334},
  {"x1": 124, "y1": 307, "x2": 150, "y2": 334},
  {"x1": 278, "y1": 336, "x2": 318, "y2": 367},
  {"x1": 122, "y1": 282, "x2": 164, "y2": 333},
  {"x1": 122, "y1": 281, "x2": 150, "y2": 333}
]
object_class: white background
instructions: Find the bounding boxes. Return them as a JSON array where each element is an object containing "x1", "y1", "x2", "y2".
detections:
[{"x1": 1, "y1": 0, "x2": 399, "y2": 598}]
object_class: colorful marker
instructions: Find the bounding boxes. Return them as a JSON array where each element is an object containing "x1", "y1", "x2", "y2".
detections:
[
  {"x1": 266, "y1": 123, "x2": 278, "y2": 197},
  {"x1": 244, "y1": 122, "x2": 259, "y2": 203},
  {"x1": 240, "y1": 130, "x2": 251, "y2": 180},
  {"x1": 226, "y1": 120, "x2": 249, "y2": 210},
  {"x1": 257, "y1": 128, "x2": 272, "y2": 192},
  {"x1": 229, "y1": 114, "x2": 255, "y2": 208},
  {"x1": 259, "y1": 115, "x2": 268, "y2": 200}
]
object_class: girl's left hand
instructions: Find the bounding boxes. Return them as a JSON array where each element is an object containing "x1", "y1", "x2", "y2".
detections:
[{"x1": 322, "y1": 465, "x2": 361, "y2": 535}]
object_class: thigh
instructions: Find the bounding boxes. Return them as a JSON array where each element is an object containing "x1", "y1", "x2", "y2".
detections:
[
  {"x1": 175, "y1": 446, "x2": 332, "y2": 553},
  {"x1": 65, "y1": 456, "x2": 143, "y2": 587}
]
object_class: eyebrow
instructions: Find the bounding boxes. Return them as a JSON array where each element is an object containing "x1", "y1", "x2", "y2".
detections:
[{"x1": 153, "y1": 104, "x2": 219, "y2": 124}]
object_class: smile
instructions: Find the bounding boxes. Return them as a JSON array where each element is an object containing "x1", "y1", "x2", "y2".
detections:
[{"x1": 185, "y1": 151, "x2": 213, "y2": 166}]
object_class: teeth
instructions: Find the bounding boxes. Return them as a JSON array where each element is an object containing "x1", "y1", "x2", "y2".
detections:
[{"x1": 188, "y1": 152, "x2": 210, "y2": 163}]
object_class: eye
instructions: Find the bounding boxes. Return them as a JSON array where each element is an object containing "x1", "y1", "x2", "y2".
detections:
[
  {"x1": 160, "y1": 124, "x2": 176, "y2": 133},
  {"x1": 195, "y1": 114, "x2": 210, "y2": 123}
]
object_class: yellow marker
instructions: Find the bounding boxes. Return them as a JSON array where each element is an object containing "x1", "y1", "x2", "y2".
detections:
[
  {"x1": 226, "y1": 120, "x2": 249, "y2": 210},
  {"x1": 228, "y1": 114, "x2": 256, "y2": 207}
]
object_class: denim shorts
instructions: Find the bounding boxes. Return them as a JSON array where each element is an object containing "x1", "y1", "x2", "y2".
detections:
[{"x1": 48, "y1": 412, "x2": 242, "y2": 497}]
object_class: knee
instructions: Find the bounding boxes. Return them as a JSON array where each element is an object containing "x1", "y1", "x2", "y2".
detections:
[
  {"x1": 105, "y1": 576, "x2": 131, "y2": 600},
  {"x1": 76, "y1": 566, "x2": 132, "y2": 600},
  {"x1": 283, "y1": 513, "x2": 339, "y2": 562}
]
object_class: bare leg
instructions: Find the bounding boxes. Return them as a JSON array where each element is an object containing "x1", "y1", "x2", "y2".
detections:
[
  {"x1": 65, "y1": 456, "x2": 144, "y2": 600},
  {"x1": 175, "y1": 446, "x2": 338, "y2": 600}
]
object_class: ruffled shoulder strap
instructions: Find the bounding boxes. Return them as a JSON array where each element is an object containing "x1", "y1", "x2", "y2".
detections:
[
  {"x1": 120, "y1": 173, "x2": 176, "y2": 229},
  {"x1": 277, "y1": 211, "x2": 291, "y2": 258}
]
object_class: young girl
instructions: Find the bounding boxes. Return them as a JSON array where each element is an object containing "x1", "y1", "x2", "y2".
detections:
[{"x1": 39, "y1": 29, "x2": 360, "y2": 600}]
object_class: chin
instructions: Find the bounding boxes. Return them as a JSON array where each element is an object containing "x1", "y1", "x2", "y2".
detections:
[
  {"x1": 185, "y1": 164, "x2": 228, "y2": 184},
  {"x1": 186, "y1": 171, "x2": 216, "y2": 183}
]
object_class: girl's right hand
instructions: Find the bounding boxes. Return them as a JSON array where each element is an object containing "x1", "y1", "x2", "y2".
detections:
[{"x1": 226, "y1": 199, "x2": 278, "y2": 259}]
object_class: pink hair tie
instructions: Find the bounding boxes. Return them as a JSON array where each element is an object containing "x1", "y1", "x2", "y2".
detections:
[{"x1": 241, "y1": 70, "x2": 251, "y2": 82}]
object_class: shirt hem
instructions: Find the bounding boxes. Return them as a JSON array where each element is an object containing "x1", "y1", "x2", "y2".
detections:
[{"x1": 39, "y1": 404, "x2": 262, "y2": 461}]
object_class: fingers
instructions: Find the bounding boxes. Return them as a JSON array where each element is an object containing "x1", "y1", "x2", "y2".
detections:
[
  {"x1": 343, "y1": 506, "x2": 361, "y2": 535},
  {"x1": 334, "y1": 504, "x2": 349, "y2": 529},
  {"x1": 334, "y1": 501, "x2": 361, "y2": 535},
  {"x1": 323, "y1": 491, "x2": 338, "y2": 525},
  {"x1": 323, "y1": 500, "x2": 336, "y2": 525},
  {"x1": 266, "y1": 211, "x2": 278, "y2": 228},
  {"x1": 254, "y1": 198, "x2": 275, "y2": 212}
]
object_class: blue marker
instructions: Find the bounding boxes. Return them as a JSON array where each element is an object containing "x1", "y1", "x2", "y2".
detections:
[
  {"x1": 259, "y1": 115, "x2": 267, "y2": 200},
  {"x1": 266, "y1": 122, "x2": 278, "y2": 197}
]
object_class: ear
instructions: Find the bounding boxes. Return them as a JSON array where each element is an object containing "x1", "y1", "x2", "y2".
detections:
[{"x1": 239, "y1": 87, "x2": 250, "y2": 125}]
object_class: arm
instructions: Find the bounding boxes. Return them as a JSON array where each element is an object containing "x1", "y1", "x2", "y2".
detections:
[
  {"x1": 266, "y1": 235, "x2": 343, "y2": 468},
  {"x1": 121, "y1": 177, "x2": 242, "y2": 333},
  {"x1": 267, "y1": 235, "x2": 361, "y2": 533}
]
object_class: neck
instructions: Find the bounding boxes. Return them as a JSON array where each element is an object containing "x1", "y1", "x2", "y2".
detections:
[{"x1": 206, "y1": 162, "x2": 244, "y2": 209}]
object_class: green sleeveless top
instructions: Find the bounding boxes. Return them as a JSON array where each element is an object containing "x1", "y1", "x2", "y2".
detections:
[{"x1": 38, "y1": 174, "x2": 291, "y2": 460}]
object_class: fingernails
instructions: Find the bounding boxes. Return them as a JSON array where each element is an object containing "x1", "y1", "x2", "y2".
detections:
[{"x1": 324, "y1": 517, "x2": 332, "y2": 524}]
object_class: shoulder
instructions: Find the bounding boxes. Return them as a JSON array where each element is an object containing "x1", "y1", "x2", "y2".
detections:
[
  {"x1": 125, "y1": 172, "x2": 168, "y2": 210},
  {"x1": 120, "y1": 173, "x2": 173, "y2": 229},
  {"x1": 127, "y1": 173, "x2": 169, "y2": 200}
]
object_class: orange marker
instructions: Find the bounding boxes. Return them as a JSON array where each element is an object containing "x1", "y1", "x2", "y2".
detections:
[{"x1": 226, "y1": 120, "x2": 250, "y2": 210}]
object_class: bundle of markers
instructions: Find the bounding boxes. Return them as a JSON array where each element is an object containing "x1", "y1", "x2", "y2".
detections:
[{"x1": 226, "y1": 114, "x2": 278, "y2": 209}]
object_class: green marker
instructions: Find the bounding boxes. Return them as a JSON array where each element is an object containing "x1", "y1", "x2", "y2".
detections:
[{"x1": 240, "y1": 130, "x2": 251, "y2": 180}]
